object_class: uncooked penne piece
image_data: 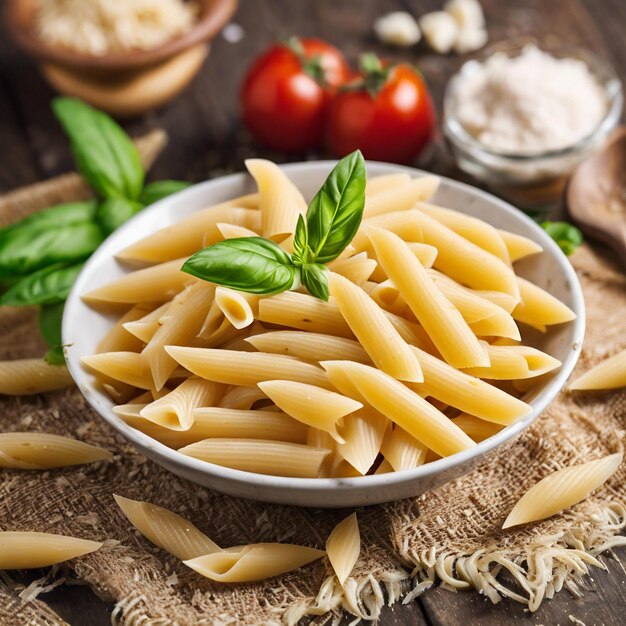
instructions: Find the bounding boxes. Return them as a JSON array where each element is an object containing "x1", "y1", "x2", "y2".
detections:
[
  {"x1": 215, "y1": 222, "x2": 259, "y2": 241},
  {"x1": 123, "y1": 302, "x2": 171, "y2": 344},
  {"x1": 114, "y1": 495, "x2": 220, "y2": 559},
  {"x1": 463, "y1": 345, "x2": 561, "y2": 380},
  {"x1": 83, "y1": 258, "x2": 194, "y2": 305},
  {"x1": 179, "y1": 439, "x2": 331, "y2": 478},
  {"x1": 498, "y1": 229, "x2": 543, "y2": 263},
  {"x1": 513, "y1": 277, "x2": 576, "y2": 332},
  {"x1": 367, "y1": 227, "x2": 488, "y2": 368},
  {"x1": 143, "y1": 281, "x2": 216, "y2": 390},
  {"x1": 412, "y1": 206, "x2": 520, "y2": 298},
  {"x1": 0, "y1": 532, "x2": 102, "y2": 569},
  {"x1": 502, "y1": 453, "x2": 623, "y2": 529},
  {"x1": 569, "y1": 348, "x2": 626, "y2": 390},
  {"x1": 321, "y1": 361, "x2": 475, "y2": 457},
  {"x1": 140, "y1": 378, "x2": 225, "y2": 430},
  {"x1": 165, "y1": 348, "x2": 332, "y2": 389},
  {"x1": 418, "y1": 202, "x2": 510, "y2": 262},
  {"x1": 328, "y1": 272, "x2": 423, "y2": 382},
  {"x1": 0, "y1": 359, "x2": 73, "y2": 396},
  {"x1": 116, "y1": 196, "x2": 259, "y2": 264},
  {"x1": 451, "y1": 414, "x2": 504, "y2": 442},
  {"x1": 380, "y1": 426, "x2": 428, "y2": 472},
  {"x1": 246, "y1": 159, "x2": 306, "y2": 240},
  {"x1": 258, "y1": 380, "x2": 362, "y2": 444},
  {"x1": 0, "y1": 433, "x2": 111, "y2": 469},
  {"x1": 408, "y1": 347, "x2": 531, "y2": 424},
  {"x1": 326, "y1": 513, "x2": 360, "y2": 586},
  {"x1": 215, "y1": 287, "x2": 259, "y2": 330},
  {"x1": 246, "y1": 331, "x2": 370, "y2": 364},
  {"x1": 184, "y1": 542, "x2": 325, "y2": 583},
  {"x1": 365, "y1": 172, "x2": 410, "y2": 196},
  {"x1": 364, "y1": 176, "x2": 440, "y2": 217},
  {"x1": 335, "y1": 408, "x2": 388, "y2": 475},
  {"x1": 96, "y1": 304, "x2": 149, "y2": 353},
  {"x1": 82, "y1": 351, "x2": 152, "y2": 389},
  {"x1": 326, "y1": 253, "x2": 377, "y2": 285},
  {"x1": 217, "y1": 386, "x2": 267, "y2": 409}
]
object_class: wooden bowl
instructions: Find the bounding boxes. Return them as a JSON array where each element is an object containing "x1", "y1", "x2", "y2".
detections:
[{"x1": 5, "y1": 0, "x2": 237, "y2": 73}]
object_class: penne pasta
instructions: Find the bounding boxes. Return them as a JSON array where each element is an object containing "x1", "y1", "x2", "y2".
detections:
[
  {"x1": 246, "y1": 331, "x2": 369, "y2": 364},
  {"x1": 380, "y1": 426, "x2": 428, "y2": 472},
  {"x1": 116, "y1": 196, "x2": 260, "y2": 264},
  {"x1": 246, "y1": 159, "x2": 306, "y2": 240},
  {"x1": 569, "y1": 348, "x2": 626, "y2": 390},
  {"x1": 143, "y1": 282, "x2": 216, "y2": 389},
  {"x1": 0, "y1": 359, "x2": 73, "y2": 396},
  {"x1": 0, "y1": 432, "x2": 111, "y2": 469},
  {"x1": 258, "y1": 380, "x2": 363, "y2": 444},
  {"x1": 367, "y1": 227, "x2": 489, "y2": 368},
  {"x1": 326, "y1": 253, "x2": 377, "y2": 285},
  {"x1": 321, "y1": 361, "x2": 475, "y2": 457},
  {"x1": 215, "y1": 286, "x2": 259, "y2": 330},
  {"x1": 502, "y1": 453, "x2": 623, "y2": 529},
  {"x1": 83, "y1": 258, "x2": 194, "y2": 305},
  {"x1": 326, "y1": 513, "x2": 360, "y2": 586},
  {"x1": 364, "y1": 176, "x2": 440, "y2": 217},
  {"x1": 184, "y1": 542, "x2": 325, "y2": 583},
  {"x1": 335, "y1": 408, "x2": 388, "y2": 475},
  {"x1": 215, "y1": 222, "x2": 259, "y2": 241},
  {"x1": 418, "y1": 202, "x2": 510, "y2": 262},
  {"x1": 165, "y1": 347, "x2": 332, "y2": 389},
  {"x1": 123, "y1": 302, "x2": 171, "y2": 344},
  {"x1": 328, "y1": 272, "x2": 423, "y2": 382},
  {"x1": 451, "y1": 414, "x2": 504, "y2": 442},
  {"x1": 217, "y1": 386, "x2": 267, "y2": 410},
  {"x1": 463, "y1": 345, "x2": 561, "y2": 380},
  {"x1": 365, "y1": 172, "x2": 411, "y2": 196},
  {"x1": 498, "y1": 229, "x2": 543, "y2": 263},
  {"x1": 114, "y1": 495, "x2": 220, "y2": 559},
  {"x1": 82, "y1": 351, "x2": 153, "y2": 389},
  {"x1": 0, "y1": 532, "x2": 102, "y2": 569},
  {"x1": 513, "y1": 277, "x2": 576, "y2": 332},
  {"x1": 408, "y1": 346, "x2": 531, "y2": 424},
  {"x1": 96, "y1": 304, "x2": 149, "y2": 353},
  {"x1": 179, "y1": 439, "x2": 331, "y2": 478},
  {"x1": 139, "y1": 378, "x2": 225, "y2": 430}
]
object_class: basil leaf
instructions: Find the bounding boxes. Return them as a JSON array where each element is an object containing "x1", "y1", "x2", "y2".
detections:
[
  {"x1": 39, "y1": 302, "x2": 66, "y2": 365},
  {"x1": 96, "y1": 198, "x2": 144, "y2": 236},
  {"x1": 182, "y1": 237, "x2": 298, "y2": 295},
  {"x1": 0, "y1": 263, "x2": 84, "y2": 306},
  {"x1": 300, "y1": 263, "x2": 329, "y2": 301},
  {"x1": 45, "y1": 346, "x2": 66, "y2": 366},
  {"x1": 0, "y1": 222, "x2": 103, "y2": 277},
  {"x1": 140, "y1": 180, "x2": 190, "y2": 206},
  {"x1": 292, "y1": 214, "x2": 311, "y2": 266},
  {"x1": 0, "y1": 201, "x2": 97, "y2": 245},
  {"x1": 540, "y1": 221, "x2": 583, "y2": 256},
  {"x1": 52, "y1": 97, "x2": 144, "y2": 200},
  {"x1": 304, "y1": 150, "x2": 366, "y2": 264}
]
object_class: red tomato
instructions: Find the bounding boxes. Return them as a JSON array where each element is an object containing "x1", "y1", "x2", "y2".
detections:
[
  {"x1": 241, "y1": 38, "x2": 350, "y2": 152},
  {"x1": 327, "y1": 60, "x2": 436, "y2": 164}
]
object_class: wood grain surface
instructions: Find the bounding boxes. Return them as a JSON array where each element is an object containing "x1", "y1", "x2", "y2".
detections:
[{"x1": 1, "y1": 1, "x2": 625, "y2": 624}]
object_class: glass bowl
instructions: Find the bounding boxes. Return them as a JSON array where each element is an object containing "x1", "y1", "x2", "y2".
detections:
[{"x1": 443, "y1": 40, "x2": 623, "y2": 209}]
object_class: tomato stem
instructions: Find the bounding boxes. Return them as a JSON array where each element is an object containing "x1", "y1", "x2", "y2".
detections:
[{"x1": 284, "y1": 36, "x2": 328, "y2": 87}]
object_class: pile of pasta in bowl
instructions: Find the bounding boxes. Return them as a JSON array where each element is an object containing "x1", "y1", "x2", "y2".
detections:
[{"x1": 79, "y1": 152, "x2": 577, "y2": 483}]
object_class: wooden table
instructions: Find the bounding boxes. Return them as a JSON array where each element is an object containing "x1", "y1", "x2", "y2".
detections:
[{"x1": 1, "y1": 1, "x2": 625, "y2": 624}]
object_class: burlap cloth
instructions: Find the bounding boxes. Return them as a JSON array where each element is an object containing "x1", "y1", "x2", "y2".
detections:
[{"x1": 0, "y1": 134, "x2": 624, "y2": 625}]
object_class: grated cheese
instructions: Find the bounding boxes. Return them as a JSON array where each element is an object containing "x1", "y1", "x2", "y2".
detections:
[
  {"x1": 455, "y1": 46, "x2": 608, "y2": 154},
  {"x1": 35, "y1": 0, "x2": 198, "y2": 56}
]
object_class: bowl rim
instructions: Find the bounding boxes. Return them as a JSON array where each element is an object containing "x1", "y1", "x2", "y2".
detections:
[
  {"x1": 443, "y1": 39, "x2": 624, "y2": 162},
  {"x1": 63, "y1": 160, "x2": 586, "y2": 497},
  {"x1": 5, "y1": 0, "x2": 237, "y2": 71}
]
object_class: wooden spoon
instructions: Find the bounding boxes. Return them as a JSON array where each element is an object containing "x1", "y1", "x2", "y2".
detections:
[{"x1": 567, "y1": 127, "x2": 626, "y2": 266}]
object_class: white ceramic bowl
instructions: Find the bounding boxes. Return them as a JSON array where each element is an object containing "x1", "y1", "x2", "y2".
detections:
[{"x1": 63, "y1": 161, "x2": 585, "y2": 508}]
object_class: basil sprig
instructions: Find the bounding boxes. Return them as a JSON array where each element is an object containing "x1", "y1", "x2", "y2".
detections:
[
  {"x1": 140, "y1": 180, "x2": 191, "y2": 206},
  {"x1": 540, "y1": 221, "x2": 583, "y2": 256},
  {"x1": 182, "y1": 151, "x2": 365, "y2": 300}
]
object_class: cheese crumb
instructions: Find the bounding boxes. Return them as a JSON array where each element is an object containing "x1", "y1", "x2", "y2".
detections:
[
  {"x1": 446, "y1": 0, "x2": 487, "y2": 53},
  {"x1": 374, "y1": 12, "x2": 421, "y2": 47},
  {"x1": 419, "y1": 12, "x2": 458, "y2": 54}
]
